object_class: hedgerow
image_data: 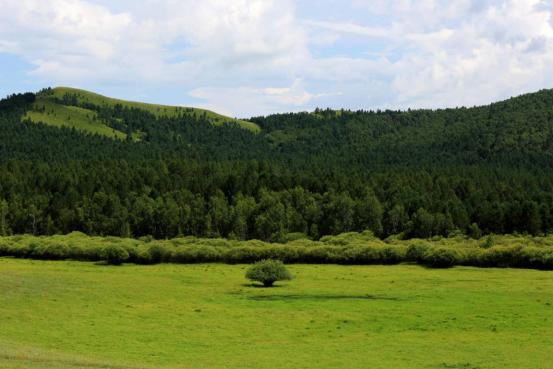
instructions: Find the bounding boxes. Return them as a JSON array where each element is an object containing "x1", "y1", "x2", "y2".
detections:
[{"x1": 0, "y1": 232, "x2": 552, "y2": 270}]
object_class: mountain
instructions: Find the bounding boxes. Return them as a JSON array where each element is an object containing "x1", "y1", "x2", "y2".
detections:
[{"x1": 0, "y1": 87, "x2": 552, "y2": 240}]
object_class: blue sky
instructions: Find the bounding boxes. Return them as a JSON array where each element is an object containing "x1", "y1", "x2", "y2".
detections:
[{"x1": 1, "y1": 0, "x2": 553, "y2": 117}]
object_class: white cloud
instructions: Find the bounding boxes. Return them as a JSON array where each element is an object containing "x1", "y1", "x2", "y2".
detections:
[
  {"x1": 1, "y1": 0, "x2": 553, "y2": 116},
  {"x1": 304, "y1": 20, "x2": 393, "y2": 38},
  {"x1": 386, "y1": 0, "x2": 553, "y2": 108},
  {"x1": 304, "y1": 0, "x2": 553, "y2": 110},
  {"x1": 190, "y1": 79, "x2": 316, "y2": 117},
  {"x1": 0, "y1": 0, "x2": 307, "y2": 92}
]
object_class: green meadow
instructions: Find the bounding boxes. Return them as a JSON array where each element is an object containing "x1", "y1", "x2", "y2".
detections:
[{"x1": 1, "y1": 259, "x2": 552, "y2": 369}]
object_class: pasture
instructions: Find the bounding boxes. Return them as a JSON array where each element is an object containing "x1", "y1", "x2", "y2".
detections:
[{"x1": 1, "y1": 259, "x2": 552, "y2": 369}]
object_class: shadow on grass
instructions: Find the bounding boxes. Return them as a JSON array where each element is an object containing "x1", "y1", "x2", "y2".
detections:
[
  {"x1": 246, "y1": 294, "x2": 401, "y2": 301},
  {"x1": 93, "y1": 261, "x2": 126, "y2": 267},
  {"x1": 241, "y1": 283, "x2": 287, "y2": 288}
]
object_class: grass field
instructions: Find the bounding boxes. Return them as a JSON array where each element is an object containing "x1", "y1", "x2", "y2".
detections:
[{"x1": 1, "y1": 259, "x2": 552, "y2": 369}]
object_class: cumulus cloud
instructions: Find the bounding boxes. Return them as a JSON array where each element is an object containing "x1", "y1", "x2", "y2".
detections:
[
  {"x1": 190, "y1": 79, "x2": 319, "y2": 117},
  {"x1": 0, "y1": 0, "x2": 307, "y2": 88},
  {"x1": 306, "y1": 0, "x2": 553, "y2": 110},
  {"x1": 1, "y1": 0, "x2": 553, "y2": 116}
]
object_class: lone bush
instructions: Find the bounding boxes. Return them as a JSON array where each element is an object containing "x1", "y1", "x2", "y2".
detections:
[
  {"x1": 103, "y1": 245, "x2": 129, "y2": 265},
  {"x1": 245, "y1": 259, "x2": 292, "y2": 287}
]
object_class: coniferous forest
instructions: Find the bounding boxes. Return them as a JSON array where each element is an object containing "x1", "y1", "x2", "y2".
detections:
[{"x1": 1, "y1": 88, "x2": 553, "y2": 242}]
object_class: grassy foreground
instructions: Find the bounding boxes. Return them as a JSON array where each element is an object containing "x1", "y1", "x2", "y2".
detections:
[{"x1": 1, "y1": 259, "x2": 552, "y2": 369}]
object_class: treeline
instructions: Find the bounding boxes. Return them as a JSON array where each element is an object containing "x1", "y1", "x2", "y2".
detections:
[
  {"x1": 0, "y1": 160, "x2": 552, "y2": 240},
  {"x1": 2, "y1": 232, "x2": 553, "y2": 270},
  {"x1": 2, "y1": 89, "x2": 553, "y2": 241}
]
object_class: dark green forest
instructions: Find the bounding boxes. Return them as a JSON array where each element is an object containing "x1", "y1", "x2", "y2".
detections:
[{"x1": 1, "y1": 88, "x2": 553, "y2": 241}]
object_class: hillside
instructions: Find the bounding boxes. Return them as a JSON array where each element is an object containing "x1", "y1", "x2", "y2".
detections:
[
  {"x1": 1, "y1": 87, "x2": 553, "y2": 240},
  {"x1": 22, "y1": 87, "x2": 260, "y2": 139},
  {"x1": 13, "y1": 86, "x2": 553, "y2": 166},
  {"x1": 251, "y1": 88, "x2": 553, "y2": 168}
]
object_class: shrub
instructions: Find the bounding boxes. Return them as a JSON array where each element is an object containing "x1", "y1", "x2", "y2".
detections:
[
  {"x1": 467, "y1": 223, "x2": 483, "y2": 239},
  {"x1": 29, "y1": 242, "x2": 70, "y2": 260},
  {"x1": 103, "y1": 245, "x2": 129, "y2": 265},
  {"x1": 1, "y1": 232, "x2": 553, "y2": 270},
  {"x1": 480, "y1": 235, "x2": 495, "y2": 249},
  {"x1": 320, "y1": 231, "x2": 378, "y2": 246},
  {"x1": 339, "y1": 245, "x2": 404, "y2": 265},
  {"x1": 245, "y1": 259, "x2": 292, "y2": 287},
  {"x1": 518, "y1": 247, "x2": 552, "y2": 269},
  {"x1": 147, "y1": 244, "x2": 171, "y2": 263},
  {"x1": 422, "y1": 247, "x2": 459, "y2": 268},
  {"x1": 133, "y1": 245, "x2": 153, "y2": 264},
  {"x1": 304, "y1": 246, "x2": 336, "y2": 263},
  {"x1": 406, "y1": 243, "x2": 430, "y2": 262},
  {"x1": 195, "y1": 238, "x2": 231, "y2": 248},
  {"x1": 478, "y1": 246, "x2": 516, "y2": 267},
  {"x1": 170, "y1": 246, "x2": 224, "y2": 263},
  {"x1": 281, "y1": 232, "x2": 310, "y2": 243},
  {"x1": 0, "y1": 239, "x2": 10, "y2": 256},
  {"x1": 139, "y1": 235, "x2": 154, "y2": 243}
]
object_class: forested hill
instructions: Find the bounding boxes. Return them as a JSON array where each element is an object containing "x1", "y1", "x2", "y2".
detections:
[
  {"x1": 3, "y1": 87, "x2": 553, "y2": 167},
  {"x1": 0, "y1": 87, "x2": 553, "y2": 240},
  {"x1": 251, "y1": 88, "x2": 553, "y2": 169}
]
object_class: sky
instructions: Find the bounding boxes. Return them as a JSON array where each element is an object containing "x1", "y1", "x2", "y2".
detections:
[{"x1": 1, "y1": 0, "x2": 553, "y2": 118}]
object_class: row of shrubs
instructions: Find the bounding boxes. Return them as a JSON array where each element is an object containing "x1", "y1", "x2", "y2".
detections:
[{"x1": 1, "y1": 232, "x2": 552, "y2": 269}]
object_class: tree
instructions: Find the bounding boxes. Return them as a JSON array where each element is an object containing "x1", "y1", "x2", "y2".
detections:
[
  {"x1": 231, "y1": 194, "x2": 256, "y2": 240},
  {"x1": 521, "y1": 201, "x2": 542, "y2": 235},
  {"x1": 467, "y1": 223, "x2": 482, "y2": 239},
  {"x1": 410, "y1": 208, "x2": 434, "y2": 238},
  {"x1": 384, "y1": 204, "x2": 409, "y2": 236},
  {"x1": 5, "y1": 88, "x2": 553, "y2": 242},
  {"x1": 208, "y1": 190, "x2": 230, "y2": 237},
  {"x1": 0, "y1": 200, "x2": 8, "y2": 236},
  {"x1": 321, "y1": 191, "x2": 355, "y2": 235},
  {"x1": 245, "y1": 259, "x2": 292, "y2": 287},
  {"x1": 355, "y1": 190, "x2": 384, "y2": 236},
  {"x1": 254, "y1": 191, "x2": 286, "y2": 241},
  {"x1": 433, "y1": 212, "x2": 454, "y2": 236}
]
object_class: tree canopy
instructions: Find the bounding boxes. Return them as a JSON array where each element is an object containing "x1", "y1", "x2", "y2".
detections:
[{"x1": 1, "y1": 88, "x2": 553, "y2": 240}]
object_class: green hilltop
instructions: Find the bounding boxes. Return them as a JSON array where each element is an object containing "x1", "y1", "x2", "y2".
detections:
[{"x1": 23, "y1": 87, "x2": 260, "y2": 139}]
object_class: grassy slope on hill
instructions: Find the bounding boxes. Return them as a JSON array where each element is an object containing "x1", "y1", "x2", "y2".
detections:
[
  {"x1": 22, "y1": 87, "x2": 260, "y2": 139},
  {"x1": 1, "y1": 259, "x2": 552, "y2": 369},
  {"x1": 24, "y1": 96, "x2": 127, "y2": 139},
  {"x1": 51, "y1": 87, "x2": 260, "y2": 132}
]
